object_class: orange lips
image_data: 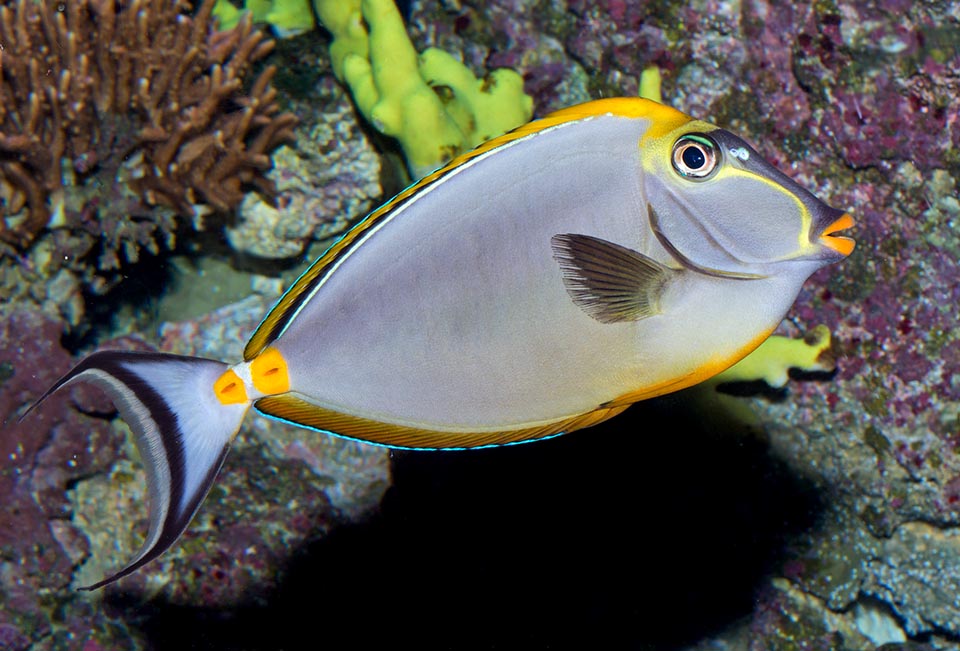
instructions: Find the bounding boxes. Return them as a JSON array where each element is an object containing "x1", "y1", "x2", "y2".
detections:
[{"x1": 819, "y1": 213, "x2": 856, "y2": 256}]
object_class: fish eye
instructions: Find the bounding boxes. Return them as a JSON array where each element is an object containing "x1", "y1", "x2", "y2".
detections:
[{"x1": 672, "y1": 134, "x2": 719, "y2": 179}]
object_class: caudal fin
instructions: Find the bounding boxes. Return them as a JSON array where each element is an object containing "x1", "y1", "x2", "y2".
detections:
[{"x1": 23, "y1": 351, "x2": 250, "y2": 590}]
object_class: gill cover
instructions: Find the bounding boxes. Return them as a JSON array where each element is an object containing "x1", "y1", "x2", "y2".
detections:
[{"x1": 641, "y1": 126, "x2": 847, "y2": 277}]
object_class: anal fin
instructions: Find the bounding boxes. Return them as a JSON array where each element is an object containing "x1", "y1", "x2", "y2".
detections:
[{"x1": 255, "y1": 395, "x2": 631, "y2": 451}]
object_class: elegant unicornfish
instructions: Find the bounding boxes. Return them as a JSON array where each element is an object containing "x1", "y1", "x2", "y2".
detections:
[{"x1": 26, "y1": 97, "x2": 855, "y2": 589}]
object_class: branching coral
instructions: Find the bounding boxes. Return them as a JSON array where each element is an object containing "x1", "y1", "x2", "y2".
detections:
[
  {"x1": 214, "y1": 0, "x2": 533, "y2": 178},
  {"x1": 0, "y1": 0, "x2": 296, "y2": 263},
  {"x1": 330, "y1": 0, "x2": 533, "y2": 179}
]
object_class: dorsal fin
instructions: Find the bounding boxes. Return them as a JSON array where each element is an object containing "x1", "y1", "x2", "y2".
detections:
[{"x1": 243, "y1": 98, "x2": 693, "y2": 360}]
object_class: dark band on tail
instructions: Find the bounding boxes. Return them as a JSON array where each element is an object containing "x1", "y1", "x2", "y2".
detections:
[{"x1": 26, "y1": 351, "x2": 247, "y2": 590}]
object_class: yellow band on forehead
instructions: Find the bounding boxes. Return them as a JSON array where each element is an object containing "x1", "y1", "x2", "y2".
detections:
[
  {"x1": 636, "y1": 118, "x2": 721, "y2": 178},
  {"x1": 543, "y1": 97, "x2": 693, "y2": 139},
  {"x1": 640, "y1": 117, "x2": 718, "y2": 147}
]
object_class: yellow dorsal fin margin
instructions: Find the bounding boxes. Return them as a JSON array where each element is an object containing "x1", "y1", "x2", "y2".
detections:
[
  {"x1": 243, "y1": 98, "x2": 692, "y2": 361},
  {"x1": 254, "y1": 394, "x2": 632, "y2": 450}
]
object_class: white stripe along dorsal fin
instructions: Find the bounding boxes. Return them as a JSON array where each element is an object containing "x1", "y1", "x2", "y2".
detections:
[{"x1": 242, "y1": 98, "x2": 693, "y2": 361}]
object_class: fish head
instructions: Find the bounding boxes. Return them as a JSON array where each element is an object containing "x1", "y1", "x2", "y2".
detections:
[{"x1": 639, "y1": 122, "x2": 855, "y2": 278}]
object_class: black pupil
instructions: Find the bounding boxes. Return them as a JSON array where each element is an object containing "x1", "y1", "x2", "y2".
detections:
[{"x1": 682, "y1": 145, "x2": 706, "y2": 170}]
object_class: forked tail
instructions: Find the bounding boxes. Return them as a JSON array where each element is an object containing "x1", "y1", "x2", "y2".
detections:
[{"x1": 23, "y1": 351, "x2": 251, "y2": 590}]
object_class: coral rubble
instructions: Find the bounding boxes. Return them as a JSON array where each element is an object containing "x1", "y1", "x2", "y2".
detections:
[
  {"x1": 226, "y1": 78, "x2": 382, "y2": 259},
  {"x1": 0, "y1": 309, "x2": 130, "y2": 649},
  {"x1": 0, "y1": 0, "x2": 296, "y2": 266}
]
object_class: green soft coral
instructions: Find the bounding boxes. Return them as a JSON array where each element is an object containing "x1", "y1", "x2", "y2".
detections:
[
  {"x1": 214, "y1": 0, "x2": 312, "y2": 36},
  {"x1": 713, "y1": 325, "x2": 836, "y2": 388},
  {"x1": 338, "y1": 0, "x2": 465, "y2": 178},
  {"x1": 215, "y1": 0, "x2": 532, "y2": 178},
  {"x1": 263, "y1": 0, "x2": 315, "y2": 37},
  {"x1": 313, "y1": 0, "x2": 367, "y2": 82},
  {"x1": 323, "y1": 0, "x2": 533, "y2": 178},
  {"x1": 685, "y1": 326, "x2": 838, "y2": 435},
  {"x1": 639, "y1": 66, "x2": 663, "y2": 104},
  {"x1": 418, "y1": 49, "x2": 531, "y2": 145}
]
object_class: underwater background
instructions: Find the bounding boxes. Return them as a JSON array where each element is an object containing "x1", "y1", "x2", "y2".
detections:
[{"x1": 0, "y1": 0, "x2": 958, "y2": 649}]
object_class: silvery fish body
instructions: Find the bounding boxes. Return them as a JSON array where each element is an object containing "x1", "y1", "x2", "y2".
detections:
[{"x1": 27, "y1": 98, "x2": 855, "y2": 588}]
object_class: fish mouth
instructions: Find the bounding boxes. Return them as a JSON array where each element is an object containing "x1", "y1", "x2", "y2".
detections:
[{"x1": 818, "y1": 212, "x2": 855, "y2": 257}]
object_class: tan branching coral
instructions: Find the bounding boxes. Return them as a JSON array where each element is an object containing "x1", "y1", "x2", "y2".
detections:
[{"x1": 0, "y1": 0, "x2": 296, "y2": 257}]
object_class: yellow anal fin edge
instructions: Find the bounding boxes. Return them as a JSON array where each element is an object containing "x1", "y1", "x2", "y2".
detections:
[
  {"x1": 254, "y1": 395, "x2": 631, "y2": 450},
  {"x1": 600, "y1": 327, "x2": 779, "y2": 409}
]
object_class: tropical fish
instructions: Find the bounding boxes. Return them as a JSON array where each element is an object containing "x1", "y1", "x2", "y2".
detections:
[{"x1": 26, "y1": 97, "x2": 855, "y2": 589}]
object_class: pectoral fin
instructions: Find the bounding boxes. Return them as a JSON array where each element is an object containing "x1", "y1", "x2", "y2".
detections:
[{"x1": 550, "y1": 233, "x2": 676, "y2": 323}]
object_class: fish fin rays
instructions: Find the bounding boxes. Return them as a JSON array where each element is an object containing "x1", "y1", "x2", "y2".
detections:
[
  {"x1": 255, "y1": 395, "x2": 630, "y2": 450},
  {"x1": 550, "y1": 233, "x2": 676, "y2": 323},
  {"x1": 30, "y1": 351, "x2": 249, "y2": 590}
]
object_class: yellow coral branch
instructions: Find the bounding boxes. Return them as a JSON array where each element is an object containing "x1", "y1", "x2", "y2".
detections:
[
  {"x1": 713, "y1": 325, "x2": 836, "y2": 388},
  {"x1": 320, "y1": 0, "x2": 533, "y2": 178}
]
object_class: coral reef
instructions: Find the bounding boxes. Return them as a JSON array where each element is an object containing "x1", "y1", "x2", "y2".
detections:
[
  {"x1": 7, "y1": 0, "x2": 960, "y2": 647},
  {"x1": 404, "y1": 0, "x2": 960, "y2": 647},
  {"x1": 0, "y1": 294, "x2": 389, "y2": 648},
  {"x1": 0, "y1": 309, "x2": 132, "y2": 649},
  {"x1": 65, "y1": 286, "x2": 391, "y2": 601},
  {"x1": 214, "y1": 0, "x2": 533, "y2": 179},
  {"x1": 546, "y1": 0, "x2": 960, "y2": 646},
  {"x1": 226, "y1": 77, "x2": 382, "y2": 259},
  {"x1": 0, "y1": 0, "x2": 296, "y2": 267},
  {"x1": 325, "y1": 0, "x2": 532, "y2": 178}
]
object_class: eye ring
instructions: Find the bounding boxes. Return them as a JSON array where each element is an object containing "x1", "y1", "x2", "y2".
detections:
[{"x1": 672, "y1": 134, "x2": 719, "y2": 179}]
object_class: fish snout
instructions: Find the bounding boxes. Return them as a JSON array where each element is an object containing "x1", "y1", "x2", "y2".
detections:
[{"x1": 816, "y1": 209, "x2": 855, "y2": 259}]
